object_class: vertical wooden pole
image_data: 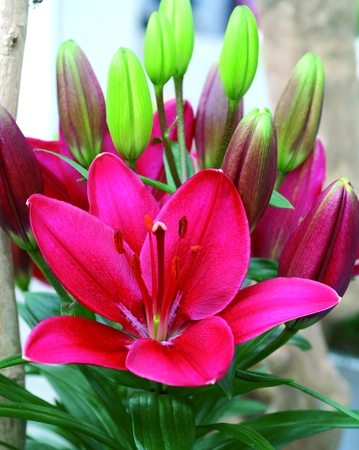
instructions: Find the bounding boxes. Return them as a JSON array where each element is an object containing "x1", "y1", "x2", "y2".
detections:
[{"x1": 0, "y1": 0, "x2": 29, "y2": 448}]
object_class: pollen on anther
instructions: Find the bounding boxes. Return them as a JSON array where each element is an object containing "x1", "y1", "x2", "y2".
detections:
[
  {"x1": 131, "y1": 254, "x2": 142, "y2": 277},
  {"x1": 171, "y1": 256, "x2": 181, "y2": 280},
  {"x1": 178, "y1": 216, "x2": 188, "y2": 238},
  {"x1": 144, "y1": 214, "x2": 154, "y2": 232},
  {"x1": 191, "y1": 244, "x2": 201, "y2": 254},
  {"x1": 114, "y1": 229, "x2": 124, "y2": 254}
]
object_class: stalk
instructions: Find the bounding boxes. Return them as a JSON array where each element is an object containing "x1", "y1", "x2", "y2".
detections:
[
  {"x1": 174, "y1": 75, "x2": 188, "y2": 182},
  {"x1": 214, "y1": 98, "x2": 239, "y2": 168}
]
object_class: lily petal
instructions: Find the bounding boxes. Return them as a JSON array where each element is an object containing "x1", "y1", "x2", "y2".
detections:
[
  {"x1": 23, "y1": 316, "x2": 133, "y2": 370},
  {"x1": 88, "y1": 153, "x2": 159, "y2": 253},
  {"x1": 219, "y1": 278, "x2": 340, "y2": 345},
  {"x1": 126, "y1": 317, "x2": 234, "y2": 386},
  {"x1": 141, "y1": 169, "x2": 250, "y2": 322},
  {"x1": 28, "y1": 194, "x2": 143, "y2": 332}
]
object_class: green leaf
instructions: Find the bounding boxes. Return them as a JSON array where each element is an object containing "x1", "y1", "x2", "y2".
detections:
[
  {"x1": 236, "y1": 327, "x2": 279, "y2": 364},
  {"x1": 35, "y1": 149, "x2": 89, "y2": 179},
  {"x1": 129, "y1": 392, "x2": 195, "y2": 450},
  {"x1": 92, "y1": 366, "x2": 152, "y2": 391},
  {"x1": 0, "y1": 439, "x2": 21, "y2": 450},
  {"x1": 243, "y1": 409, "x2": 359, "y2": 449},
  {"x1": 139, "y1": 175, "x2": 175, "y2": 194},
  {"x1": 0, "y1": 403, "x2": 120, "y2": 449},
  {"x1": 269, "y1": 190, "x2": 293, "y2": 209},
  {"x1": 0, "y1": 354, "x2": 27, "y2": 370},
  {"x1": 163, "y1": 141, "x2": 194, "y2": 190},
  {"x1": 246, "y1": 258, "x2": 279, "y2": 282},
  {"x1": 289, "y1": 381, "x2": 359, "y2": 422},
  {"x1": 199, "y1": 423, "x2": 275, "y2": 450},
  {"x1": 20, "y1": 291, "x2": 62, "y2": 329},
  {"x1": 287, "y1": 333, "x2": 312, "y2": 351},
  {"x1": 217, "y1": 352, "x2": 237, "y2": 399}
]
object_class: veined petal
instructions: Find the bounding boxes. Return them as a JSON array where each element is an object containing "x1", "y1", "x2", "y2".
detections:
[
  {"x1": 88, "y1": 153, "x2": 159, "y2": 253},
  {"x1": 29, "y1": 194, "x2": 143, "y2": 332},
  {"x1": 141, "y1": 169, "x2": 250, "y2": 322},
  {"x1": 219, "y1": 278, "x2": 340, "y2": 345},
  {"x1": 23, "y1": 316, "x2": 133, "y2": 370},
  {"x1": 126, "y1": 317, "x2": 234, "y2": 386}
]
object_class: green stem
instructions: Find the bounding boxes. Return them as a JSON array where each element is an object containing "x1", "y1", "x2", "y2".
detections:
[
  {"x1": 214, "y1": 98, "x2": 239, "y2": 169},
  {"x1": 154, "y1": 85, "x2": 181, "y2": 189},
  {"x1": 274, "y1": 170, "x2": 287, "y2": 190},
  {"x1": 174, "y1": 76, "x2": 188, "y2": 183},
  {"x1": 238, "y1": 326, "x2": 298, "y2": 370},
  {"x1": 27, "y1": 247, "x2": 73, "y2": 303},
  {"x1": 125, "y1": 158, "x2": 137, "y2": 172}
]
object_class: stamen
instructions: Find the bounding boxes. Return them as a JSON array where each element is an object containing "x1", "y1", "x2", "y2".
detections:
[
  {"x1": 171, "y1": 256, "x2": 181, "y2": 280},
  {"x1": 178, "y1": 216, "x2": 188, "y2": 238},
  {"x1": 114, "y1": 229, "x2": 124, "y2": 254},
  {"x1": 191, "y1": 244, "x2": 201, "y2": 254},
  {"x1": 131, "y1": 254, "x2": 142, "y2": 277},
  {"x1": 144, "y1": 214, "x2": 154, "y2": 232}
]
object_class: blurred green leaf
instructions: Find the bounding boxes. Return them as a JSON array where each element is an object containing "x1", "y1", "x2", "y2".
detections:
[{"x1": 246, "y1": 258, "x2": 278, "y2": 282}]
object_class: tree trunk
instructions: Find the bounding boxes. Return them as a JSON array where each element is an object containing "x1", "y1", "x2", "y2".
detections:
[{"x1": 0, "y1": 0, "x2": 29, "y2": 448}]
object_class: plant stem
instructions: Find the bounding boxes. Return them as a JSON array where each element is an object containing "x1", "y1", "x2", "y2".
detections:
[
  {"x1": 125, "y1": 158, "x2": 137, "y2": 172},
  {"x1": 27, "y1": 247, "x2": 73, "y2": 303},
  {"x1": 238, "y1": 326, "x2": 298, "y2": 370},
  {"x1": 173, "y1": 76, "x2": 188, "y2": 182},
  {"x1": 154, "y1": 85, "x2": 181, "y2": 189},
  {"x1": 214, "y1": 98, "x2": 239, "y2": 168},
  {"x1": 274, "y1": 170, "x2": 287, "y2": 190}
]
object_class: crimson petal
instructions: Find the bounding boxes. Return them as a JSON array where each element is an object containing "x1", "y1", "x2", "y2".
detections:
[
  {"x1": 219, "y1": 278, "x2": 340, "y2": 345},
  {"x1": 88, "y1": 153, "x2": 159, "y2": 254},
  {"x1": 23, "y1": 316, "x2": 133, "y2": 370},
  {"x1": 126, "y1": 317, "x2": 234, "y2": 387}
]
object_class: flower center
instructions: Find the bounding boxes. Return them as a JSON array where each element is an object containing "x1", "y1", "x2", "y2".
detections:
[{"x1": 113, "y1": 215, "x2": 189, "y2": 341}]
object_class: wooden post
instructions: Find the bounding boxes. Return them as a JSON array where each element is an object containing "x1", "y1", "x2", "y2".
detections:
[{"x1": 0, "y1": 0, "x2": 29, "y2": 448}]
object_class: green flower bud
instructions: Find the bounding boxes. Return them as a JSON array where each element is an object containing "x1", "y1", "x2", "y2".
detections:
[
  {"x1": 107, "y1": 48, "x2": 153, "y2": 162},
  {"x1": 57, "y1": 40, "x2": 106, "y2": 168},
  {"x1": 159, "y1": 0, "x2": 194, "y2": 77},
  {"x1": 144, "y1": 12, "x2": 176, "y2": 87},
  {"x1": 275, "y1": 52, "x2": 325, "y2": 173},
  {"x1": 219, "y1": 6, "x2": 259, "y2": 101}
]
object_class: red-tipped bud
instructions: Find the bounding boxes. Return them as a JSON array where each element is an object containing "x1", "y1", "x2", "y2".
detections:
[
  {"x1": 279, "y1": 178, "x2": 359, "y2": 297},
  {"x1": 275, "y1": 52, "x2": 324, "y2": 173},
  {"x1": 222, "y1": 108, "x2": 277, "y2": 232},
  {"x1": 57, "y1": 40, "x2": 106, "y2": 168},
  {"x1": 195, "y1": 60, "x2": 243, "y2": 169},
  {"x1": 0, "y1": 105, "x2": 43, "y2": 249},
  {"x1": 252, "y1": 139, "x2": 326, "y2": 260}
]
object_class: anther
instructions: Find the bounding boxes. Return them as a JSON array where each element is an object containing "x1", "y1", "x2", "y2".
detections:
[
  {"x1": 178, "y1": 216, "x2": 188, "y2": 238},
  {"x1": 144, "y1": 214, "x2": 154, "y2": 232},
  {"x1": 191, "y1": 244, "x2": 201, "y2": 254},
  {"x1": 171, "y1": 256, "x2": 181, "y2": 280},
  {"x1": 131, "y1": 254, "x2": 142, "y2": 277},
  {"x1": 114, "y1": 229, "x2": 124, "y2": 254}
]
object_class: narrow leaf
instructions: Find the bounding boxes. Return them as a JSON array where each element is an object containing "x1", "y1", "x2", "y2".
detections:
[
  {"x1": 0, "y1": 354, "x2": 27, "y2": 370},
  {"x1": 269, "y1": 190, "x2": 294, "y2": 209},
  {"x1": 139, "y1": 175, "x2": 175, "y2": 194},
  {"x1": 200, "y1": 423, "x2": 275, "y2": 450},
  {"x1": 217, "y1": 352, "x2": 237, "y2": 399},
  {"x1": 129, "y1": 392, "x2": 195, "y2": 450},
  {"x1": 35, "y1": 149, "x2": 89, "y2": 179}
]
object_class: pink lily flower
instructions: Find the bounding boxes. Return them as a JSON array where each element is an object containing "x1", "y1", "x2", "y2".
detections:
[{"x1": 23, "y1": 153, "x2": 339, "y2": 386}]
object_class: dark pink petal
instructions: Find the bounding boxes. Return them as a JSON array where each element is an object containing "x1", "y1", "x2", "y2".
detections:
[
  {"x1": 88, "y1": 153, "x2": 159, "y2": 254},
  {"x1": 251, "y1": 139, "x2": 325, "y2": 260},
  {"x1": 126, "y1": 317, "x2": 234, "y2": 386},
  {"x1": 219, "y1": 278, "x2": 340, "y2": 345},
  {"x1": 29, "y1": 136, "x2": 89, "y2": 210},
  {"x1": 141, "y1": 169, "x2": 250, "y2": 323},
  {"x1": 29, "y1": 194, "x2": 144, "y2": 333},
  {"x1": 23, "y1": 316, "x2": 133, "y2": 370}
]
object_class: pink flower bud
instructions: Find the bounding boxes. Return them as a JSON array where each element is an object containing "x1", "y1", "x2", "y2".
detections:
[
  {"x1": 0, "y1": 105, "x2": 43, "y2": 249},
  {"x1": 222, "y1": 108, "x2": 277, "y2": 232},
  {"x1": 195, "y1": 60, "x2": 243, "y2": 169}
]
